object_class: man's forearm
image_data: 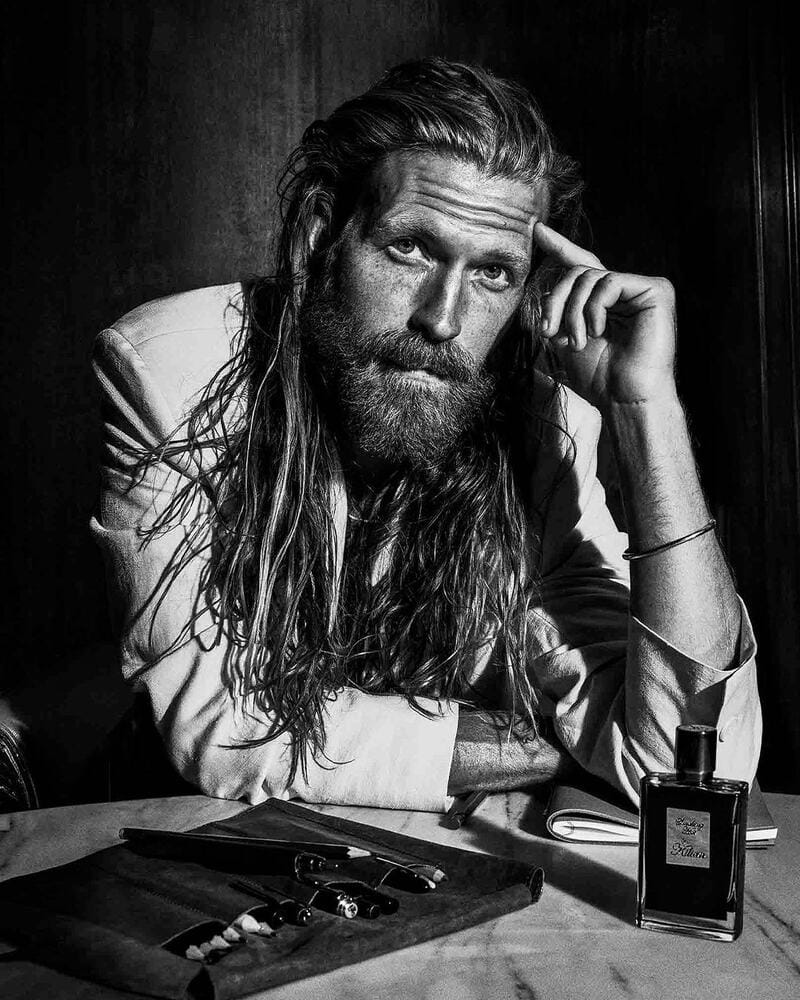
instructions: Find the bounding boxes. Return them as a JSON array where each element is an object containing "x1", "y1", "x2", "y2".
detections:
[
  {"x1": 448, "y1": 711, "x2": 575, "y2": 795},
  {"x1": 606, "y1": 392, "x2": 741, "y2": 668}
]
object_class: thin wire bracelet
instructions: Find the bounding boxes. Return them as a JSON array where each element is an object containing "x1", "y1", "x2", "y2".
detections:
[{"x1": 622, "y1": 519, "x2": 717, "y2": 562}]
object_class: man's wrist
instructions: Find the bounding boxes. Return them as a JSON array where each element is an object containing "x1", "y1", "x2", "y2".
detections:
[
  {"x1": 600, "y1": 384, "x2": 682, "y2": 424},
  {"x1": 602, "y1": 387, "x2": 711, "y2": 551}
]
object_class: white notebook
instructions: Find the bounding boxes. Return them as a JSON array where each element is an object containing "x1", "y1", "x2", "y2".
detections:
[{"x1": 546, "y1": 779, "x2": 777, "y2": 847}]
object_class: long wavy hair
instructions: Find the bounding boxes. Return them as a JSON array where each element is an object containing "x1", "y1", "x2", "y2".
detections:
[{"x1": 143, "y1": 59, "x2": 583, "y2": 783}]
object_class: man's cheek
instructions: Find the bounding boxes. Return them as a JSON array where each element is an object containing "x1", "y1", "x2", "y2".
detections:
[
  {"x1": 344, "y1": 257, "x2": 404, "y2": 317},
  {"x1": 377, "y1": 265, "x2": 420, "y2": 314}
]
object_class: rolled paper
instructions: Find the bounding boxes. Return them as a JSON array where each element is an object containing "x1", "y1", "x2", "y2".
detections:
[
  {"x1": 382, "y1": 867, "x2": 436, "y2": 892},
  {"x1": 411, "y1": 864, "x2": 447, "y2": 883},
  {"x1": 234, "y1": 913, "x2": 261, "y2": 933}
]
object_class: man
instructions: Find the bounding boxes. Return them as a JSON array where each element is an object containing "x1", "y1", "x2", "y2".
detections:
[{"x1": 91, "y1": 59, "x2": 761, "y2": 811}]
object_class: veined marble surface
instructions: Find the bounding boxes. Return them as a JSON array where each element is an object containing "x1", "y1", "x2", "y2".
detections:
[{"x1": 1, "y1": 791, "x2": 798, "y2": 1000}]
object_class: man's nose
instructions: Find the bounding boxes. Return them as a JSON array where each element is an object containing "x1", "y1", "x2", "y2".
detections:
[{"x1": 409, "y1": 269, "x2": 464, "y2": 342}]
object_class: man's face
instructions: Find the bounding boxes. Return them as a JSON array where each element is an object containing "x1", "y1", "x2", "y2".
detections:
[{"x1": 303, "y1": 151, "x2": 547, "y2": 476}]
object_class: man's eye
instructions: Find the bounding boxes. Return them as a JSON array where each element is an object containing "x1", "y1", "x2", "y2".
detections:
[
  {"x1": 480, "y1": 264, "x2": 511, "y2": 288},
  {"x1": 386, "y1": 238, "x2": 427, "y2": 266},
  {"x1": 390, "y1": 238, "x2": 419, "y2": 255}
]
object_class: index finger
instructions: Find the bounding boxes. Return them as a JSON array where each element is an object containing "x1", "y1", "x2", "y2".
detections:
[{"x1": 533, "y1": 220, "x2": 603, "y2": 269}]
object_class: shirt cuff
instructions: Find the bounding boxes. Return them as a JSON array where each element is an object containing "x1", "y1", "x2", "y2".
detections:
[
  {"x1": 630, "y1": 594, "x2": 756, "y2": 675},
  {"x1": 283, "y1": 691, "x2": 460, "y2": 812},
  {"x1": 624, "y1": 596, "x2": 761, "y2": 792}
]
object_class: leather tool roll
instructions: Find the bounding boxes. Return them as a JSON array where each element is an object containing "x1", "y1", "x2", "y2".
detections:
[{"x1": 0, "y1": 798, "x2": 544, "y2": 999}]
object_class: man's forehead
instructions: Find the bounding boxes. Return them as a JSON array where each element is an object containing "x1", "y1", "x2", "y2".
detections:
[{"x1": 365, "y1": 151, "x2": 548, "y2": 243}]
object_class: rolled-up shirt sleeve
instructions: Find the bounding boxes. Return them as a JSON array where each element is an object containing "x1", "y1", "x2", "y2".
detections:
[
  {"x1": 91, "y1": 313, "x2": 458, "y2": 812},
  {"x1": 526, "y1": 386, "x2": 762, "y2": 805}
]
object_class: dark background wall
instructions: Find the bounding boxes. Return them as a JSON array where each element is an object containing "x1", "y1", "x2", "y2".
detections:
[{"x1": 2, "y1": 0, "x2": 797, "y2": 795}]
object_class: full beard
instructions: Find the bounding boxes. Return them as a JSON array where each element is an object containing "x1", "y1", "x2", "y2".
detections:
[{"x1": 300, "y1": 291, "x2": 497, "y2": 480}]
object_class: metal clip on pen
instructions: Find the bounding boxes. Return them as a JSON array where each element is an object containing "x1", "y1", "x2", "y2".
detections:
[{"x1": 337, "y1": 856, "x2": 434, "y2": 894}]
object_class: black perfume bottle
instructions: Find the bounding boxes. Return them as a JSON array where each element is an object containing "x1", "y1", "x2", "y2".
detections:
[{"x1": 636, "y1": 724, "x2": 748, "y2": 941}]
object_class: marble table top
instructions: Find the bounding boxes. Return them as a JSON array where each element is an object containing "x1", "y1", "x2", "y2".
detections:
[{"x1": 1, "y1": 790, "x2": 798, "y2": 1000}]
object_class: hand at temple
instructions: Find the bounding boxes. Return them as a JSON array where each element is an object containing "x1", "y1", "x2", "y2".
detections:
[{"x1": 534, "y1": 220, "x2": 677, "y2": 412}]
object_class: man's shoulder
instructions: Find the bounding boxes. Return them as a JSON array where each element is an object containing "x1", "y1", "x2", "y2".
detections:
[
  {"x1": 95, "y1": 283, "x2": 246, "y2": 420},
  {"x1": 106, "y1": 283, "x2": 245, "y2": 355}
]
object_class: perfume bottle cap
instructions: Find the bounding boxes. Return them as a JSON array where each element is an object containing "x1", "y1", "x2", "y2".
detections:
[{"x1": 675, "y1": 724, "x2": 716, "y2": 776}]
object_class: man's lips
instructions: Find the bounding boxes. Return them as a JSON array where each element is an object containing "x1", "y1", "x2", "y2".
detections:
[
  {"x1": 370, "y1": 334, "x2": 476, "y2": 382},
  {"x1": 387, "y1": 362, "x2": 444, "y2": 382}
]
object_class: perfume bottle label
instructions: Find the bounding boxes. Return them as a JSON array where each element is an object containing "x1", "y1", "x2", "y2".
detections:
[{"x1": 665, "y1": 807, "x2": 711, "y2": 868}]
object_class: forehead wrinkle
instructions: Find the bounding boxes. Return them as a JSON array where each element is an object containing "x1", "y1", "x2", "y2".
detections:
[
  {"x1": 363, "y1": 151, "x2": 543, "y2": 241},
  {"x1": 409, "y1": 191, "x2": 534, "y2": 239},
  {"x1": 413, "y1": 181, "x2": 536, "y2": 227}
]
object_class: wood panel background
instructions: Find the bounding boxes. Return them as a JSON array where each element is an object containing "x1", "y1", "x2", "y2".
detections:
[{"x1": 2, "y1": 0, "x2": 797, "y2": 791}]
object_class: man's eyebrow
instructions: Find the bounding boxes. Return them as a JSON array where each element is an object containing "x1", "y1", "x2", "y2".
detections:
[
  {"x1": 481, "y1": 245, "x2": 532, "y2": 275},
  {"x1": 370, "y1": 216, "x2": 532, "y2": 276}
]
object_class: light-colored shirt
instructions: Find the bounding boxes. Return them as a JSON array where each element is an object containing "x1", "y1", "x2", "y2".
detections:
[{"x1": 90, "y1": 284, "x2": 762, "y2": 811}]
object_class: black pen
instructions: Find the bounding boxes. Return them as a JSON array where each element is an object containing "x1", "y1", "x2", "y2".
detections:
[
  {"x1": 364, "y1": 856, "x2": 447, "y2": 883},
  {"x1": 225, "y1": 889, "x2": 287, "y2": 930},
  {"x1": 255, "y1": 875, "x2": 358, "y2": 920},
  {"x1": 442, "y1": 790, "x2": 488, "y2": 829},
  {"x1": 375, "y1": 863, "x2": 436, "y2": 893},
  {"x1": 351, "y1": 896, "x2": 382, "y2": 919},
  {"x1": 300, "y1": 871, "x2": 400, "y2": 914},
  {"x1": 230, "y1": 879, "x2": 312, "y2": 926},
  {"x1": 119, "y1": 827, "x2": 328, "y2": 876},
  {"x1": 336, "y1": 856, "x2": 436, "y2": 893}
]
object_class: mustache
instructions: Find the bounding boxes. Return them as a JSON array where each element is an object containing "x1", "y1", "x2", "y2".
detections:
[{"x1": 367, "y1": 330, "x2": 477, "y2": 383}]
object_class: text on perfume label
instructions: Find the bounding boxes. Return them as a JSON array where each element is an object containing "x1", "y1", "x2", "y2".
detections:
[{"x1": 665, "y1": 807, "x2": 711, "y2": 869}]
